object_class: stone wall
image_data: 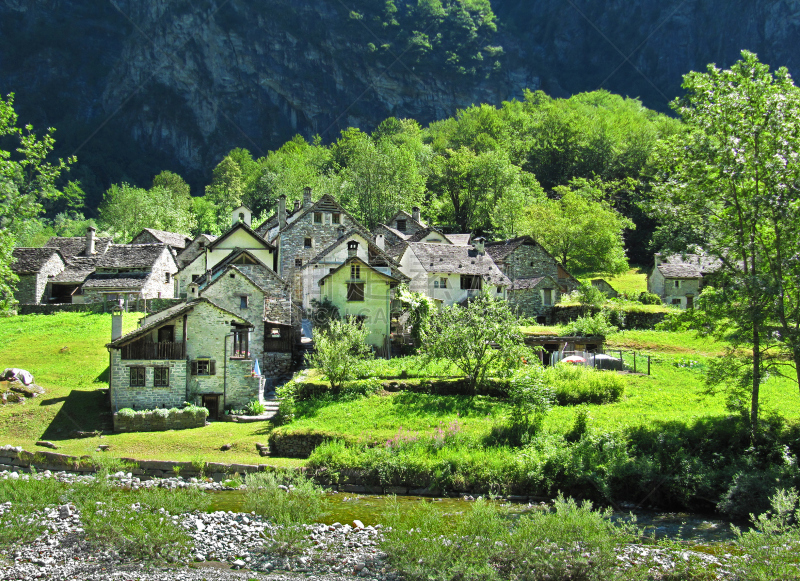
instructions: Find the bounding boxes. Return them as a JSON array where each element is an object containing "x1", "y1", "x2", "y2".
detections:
[
  {"x1": 110, "y1": 353, "x2": 187, "y2": 411},
  {"x1": 0, "y1": 445, "x2": 268, "y2": 482},
  {"x1": 508, "y1": 286, "x2": 561, "y2": 320},
  {"x1": 14, "y1": 253, "x2": 65, "y2": 305},
  {"x1": 502, "y1": 243, "x2": 559, "y2": 280},
  {"x1": 140, "y1": 246, "x2": 179, "y2": 299},
  {"x1": 262, "y1": 352, "x2": 293, "y2": 377},
  {"x1": 113, "y1": 408, "x2": 207, "y2": 432},
  {"x1": 268, "y1": 431, "x2": 332, "y2": 458}
]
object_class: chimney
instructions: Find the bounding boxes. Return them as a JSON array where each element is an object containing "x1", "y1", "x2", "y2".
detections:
[
  {"x1": 85, "y1": 226, "x2": 96, "y2": 256},
  {"x1": 347, "y1": 240, "x2": 359, "y2": 258},
  {"x1": 293, "y1": 199, "x2": 301, "y2": 212},
  {"x1": 337, "y1": 225, "x2": 346, "y2": 239},
  {"x1": 303, "y1": 186, "x2": 312, "y2": 208},
  {"x1": 111, "y1": 307, "x2": 123, "y2": 340},
  {"x1": 375, "y1": 234, "x2": 385, "y2": 251},
  {"x1": 472, "y1": 236, "x2": 485, "y2": 256},
  {"x1": 412, "y1": 206, "x2": 421, "y2": 224},
  {"x1": 278, "y1": 196, "x2": 286, "y2": 230}
]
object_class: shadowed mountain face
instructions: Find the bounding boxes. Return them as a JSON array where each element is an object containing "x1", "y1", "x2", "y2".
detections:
[{"x1": 2, "y1": 0, "x2": 799, "y2": 192}]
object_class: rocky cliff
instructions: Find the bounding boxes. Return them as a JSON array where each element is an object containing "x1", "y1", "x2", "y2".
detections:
[{"x1": 2, "y1": 0, "x2": 800, "y2": 193}]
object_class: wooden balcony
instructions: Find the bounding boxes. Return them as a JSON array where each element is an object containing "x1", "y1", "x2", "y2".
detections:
[{"x1": 121, "y1": 341, "x2": 186, "y2": 361}]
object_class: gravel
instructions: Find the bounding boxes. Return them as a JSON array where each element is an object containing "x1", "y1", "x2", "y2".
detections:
[{"x1": 0, "y1": 468, "x2": 733, "y2": 580}]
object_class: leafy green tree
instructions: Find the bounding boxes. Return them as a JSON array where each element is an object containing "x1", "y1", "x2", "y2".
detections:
[
  {"x1": 152, "y1": 170, "x2": 191, "y2": 199},
  {"x1": 506, "y1": 365, "x2": 554, "y2": 444},
  {"x1": 648, "y1": 51, "x2": 800, "y2": 432},
  {"x1": 99, "y1": 181, "x2": 195, "y2": 241},
  {"x1": 306, "y1": 318, "x2": 372, "y2": 393},
  {"x1": 204, "y1": 155, "x2": 244, "y2": 228},
  {"x1": 420, "y1": 291, "x2": 531, "y2": 393},
  {"x1": 525, "y1": 179, "x2": 634, "y2": 275},
  {"x1": 0, "y1": 93, "x2": 73, "y2": 311},
  {"x1": 339, "y1": 136, "x2": 426, "y2": 229}
]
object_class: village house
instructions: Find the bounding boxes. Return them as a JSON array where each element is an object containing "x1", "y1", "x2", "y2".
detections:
[
  {"x1": 106, "y1": 298, "x2": 264, "y2": 418},
  {"x1": 373, "y1": 207, "x2": 427, "y2": 247},
  {"x1": 11, "y1": 227, "x2": 178, "y2": 307},
  {"x1": 300, "y1": 228, "x2": 406, "y2": 311},
  {"x1": 186, "y1": 247, "x2": 295, "y2": 378},
  {"x1": 9, "y1": 247, "x2": 66, "y2": 305},
  {"x1": 647, "y1": 252, "x2": 721, "y2": 308},
  {"x1": 394, "y1": 238, "x2": 511, "y2": 307},
  {"x1": 174, "y1": 234, "x2": 218, "y2": 270},
  {"x1": 129, "y1": 228, "x2": 193, "y2": 254},
  {"x1": 485, "y1": 236, "x2": 579, "y2": 322},
  {"x1": 318, "y1": 241, "x2": 405, "y2": 353},
  {"x1": 174, "y1": 212, "x2": 276, "y2": 299}
]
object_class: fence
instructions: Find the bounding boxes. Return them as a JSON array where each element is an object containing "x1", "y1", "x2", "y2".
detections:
[{"x1": 550, "y1": 349, "x2": 652, "y2": 375}]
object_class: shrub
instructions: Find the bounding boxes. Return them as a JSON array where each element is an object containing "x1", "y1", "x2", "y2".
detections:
[
  {"x1": 638, "y1": 291, "x2": 662, "y2": 305},
  {"x1": 117, "y1": 408, "x2": 135, "y2": 418},
  {"x1": 545, "y1": 364, "x2": 626, "y2": 405},
  {"x1": 731, "y1": 488, "x2": 800, "y2": 580},
  {"x1": 560, "y1": 311, "x2": 618, "y2": 337},
  {"x1": 504, "y1": 365, "x2": 554, "y2": 445},
  {"x1": 306, "y1": 318, "x2": 372, "y2": 392},
  {"x1": 246, "y1": 399, "x2": 266, "y2": 415},
  {"x1": 153, "y1": 408, "x2": 169, "y2": 419}
]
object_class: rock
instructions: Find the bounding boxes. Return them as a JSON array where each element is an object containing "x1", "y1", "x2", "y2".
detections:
[
  {"x1": 58, "y1": 504, "x2": 72, "y2": 518},
  {"x1": 220, "y1": 443, "x2": 232, "y2": 451},
  {"x1": 36, "y1": 441, "x2": 58, "y2": 449},
  {"x1": 232, "y1": 559, "x2": 246, "y2": 568},
  {"x1": 255, "y1": 443, "x2": 267, "y2": 451},
  {"x1": 353, "y1": 519, "x2": 365, "y2": 529},
  {"x1": 3, "y1": 368, "x2": 33, "y2": 386},
  {"x1": 97, "y1": 444, "x2": 110, "y2": 451}
]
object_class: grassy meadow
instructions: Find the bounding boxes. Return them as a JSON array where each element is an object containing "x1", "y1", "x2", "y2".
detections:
[{"x1": 0, "y1": 312, "x2": 301, "y2": 467}]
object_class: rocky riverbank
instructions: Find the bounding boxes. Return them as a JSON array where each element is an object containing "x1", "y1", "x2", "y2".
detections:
[{"x1": 0, "y1": 469, "x2": 737, "y2": 580}]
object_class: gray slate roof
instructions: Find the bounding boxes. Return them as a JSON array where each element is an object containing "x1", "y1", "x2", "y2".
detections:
[
  {"x1": 82, "y1": 273, "x2": 150, "y2": 290},
  {"x1": 445, "y1": 234, "x2": 472, "y2": 246},
  {"x1": 656, "y1": 253, "x2": 723, "y2": 279},
  {"x1": 45, "y1": 236, "x2": 113, "y2": 259},
  {"x1": 407, "y1": 243, "x2": 511, "y2": 286},
  {"x1": 485, "y1": 236, "x2": 533, "y2": 263},
  {"x1": 94, "y1": 244, "x2": 168, "y2": 269},
  {"x1": 107, "y1": 298, "x2": 248, "y2": 348},
  {"x1": 10, "y1": 248, "x2": 64, "y2": 274},
  {"x1": 51, "y1": 257, "x2": 99, "y2": 284},
  {"x1": 131, "y1": 228, "x2": 192, "y2": 249},
  {"x1": 510, "y1": 275, "x2": 560, "y2": 291}
]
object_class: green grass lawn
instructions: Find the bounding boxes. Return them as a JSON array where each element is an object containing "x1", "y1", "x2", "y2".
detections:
[
  {"x1": 577, "y1": 267, "x2": 650, "y2": 295},
  {"x1": 0, "y1": 312, "x2": 302, "y2": 467},
  {"x1": 279, "y1": 328, "x2": 800, "y2": 443}
]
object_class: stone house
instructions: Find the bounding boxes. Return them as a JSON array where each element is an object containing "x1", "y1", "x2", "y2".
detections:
[
  {"x1": 106, "y1": 298, "x2": 264, "y2": 418},
  {"x1": 129, "y1": 228, "x2": 192, "y2": 253},
  {"x1": 395, "y1": 238, "x2": 510, "y2": 307},
  {"x1": 647, "y1": 253, "x2": 721, "y2": 309},
  {"x1": 187, "y1": 249, "x2": 295, "y2": 378},
  {"x1": 9, "y1": 247, "x2": 66, "y2": 305},
  {"x1": 591, "y1": 279, "x2": 619, "y2": 298},
  {"x1": 255, "y1": 189, "x2": 367, "y2": 304},
  {"x1": 80, "y1": 243, "x2": 178, "y2": 305},
  {"x1": 300, "y1": 229, "x2": 406, "y2": 310},
  {"x1": 485, "y1": 236, "x2": 578, "y2": 321},
  {"x1": 174, "y1": 216, "x2": 276, "y2": 299},
  {"x1": 318, "y1": 243, "x2": 404, "y2": 352},
  {"x1": 373, "y1": 207, "x2": 429, "y2": 247},
  {"x1": 175, "y1": 234, "x2": 218, "y2": 270},
  {"x1": 11, "y1": 227, "x2": 178, "y2": 306}
]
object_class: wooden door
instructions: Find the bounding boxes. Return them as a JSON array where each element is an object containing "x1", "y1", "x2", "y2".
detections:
[{"x1": 202, "y1": 395, "x2": 219, "y2": 420}]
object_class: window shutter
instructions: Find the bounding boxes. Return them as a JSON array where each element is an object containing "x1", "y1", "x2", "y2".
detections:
[
  {"x1": 209, "y1": 360, "x2": 216, "y2": 375},
  {"x1": 191, "y1": 360, "x2": 198, "y2": 375}
]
